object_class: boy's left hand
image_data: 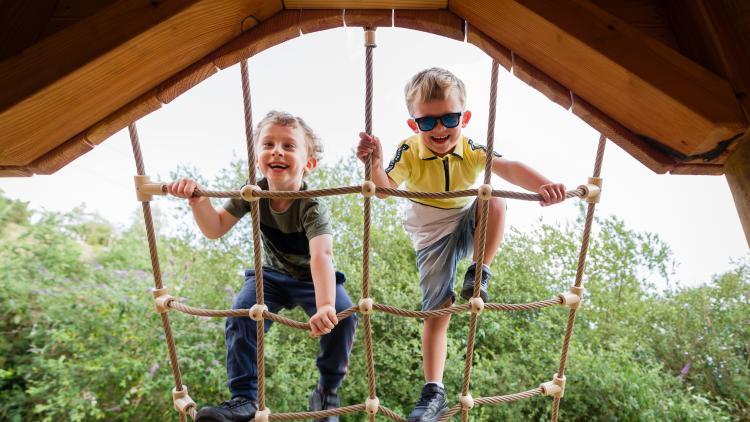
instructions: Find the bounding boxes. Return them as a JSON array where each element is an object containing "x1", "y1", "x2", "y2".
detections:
[
  {"x1": 538, "y1": 183, "x2": 566, "y2": 207},
  {"x1": 309, "y1": 304, "x2": 338, "y2": 337}
]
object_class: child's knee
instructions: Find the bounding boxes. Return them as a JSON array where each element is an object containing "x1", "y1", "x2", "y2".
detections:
[
  {"x1": 338, "y1": 313, "x2": 358, "y2": 334},
  {"x1": 489, "y1": 197, "x2": 506, "y2": 217}
]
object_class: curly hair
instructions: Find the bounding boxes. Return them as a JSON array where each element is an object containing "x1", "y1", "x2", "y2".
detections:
[{"x1": 253, "y1": 110, "x2": 324, "y2": 164}]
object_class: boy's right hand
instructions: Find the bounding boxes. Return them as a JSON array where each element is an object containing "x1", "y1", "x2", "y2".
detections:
[
  {"x1": 356, "y1": 132, "x2": 383, "y2": 166},
  {"x1": 309, "y1": 304, "x2": 338, "y2": 337},
  {"x1": 167, "y1": 178, "x2": 205, "y2": 206}
]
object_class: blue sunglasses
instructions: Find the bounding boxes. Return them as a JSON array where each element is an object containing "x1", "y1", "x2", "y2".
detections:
[{"x1": 413, "y1": 112, "x2": 462, "y2": 132}]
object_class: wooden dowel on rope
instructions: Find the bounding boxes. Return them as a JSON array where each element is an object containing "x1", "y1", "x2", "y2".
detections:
[
  {"x1": 239, "y1": 59, "x2": 273, "y2": 420},
  {"x1": 128, "y1": 123, "x2": 195, "y2": 421},
  {"x1": 134, "y1": 182, "x2": 590, "y2": 202},
  {"x1": 458, "y1": 58, "x2": 500, "y2": 422},
  {"x1": 549, "y1": 134, "x2": 607, "y2": 421},
  {"x1": 361, "y1": 27, "x2": 379, "y2": 422}
]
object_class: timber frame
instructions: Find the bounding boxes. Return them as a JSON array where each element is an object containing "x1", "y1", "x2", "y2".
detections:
[{"x1": 1, "y1": 0, "x2": 749, "y2": 244}]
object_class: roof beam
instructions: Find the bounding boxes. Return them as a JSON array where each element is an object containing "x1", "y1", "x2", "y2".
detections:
[
  {"x1": 726, "y1": 137, "x2": 750, "y2": 247},
  {"x1": 0, "y1": 0, "x2": 281, "y2": 167},
  {"x1": 450, "y1": 0, "x2": 747, "y2": 159}
]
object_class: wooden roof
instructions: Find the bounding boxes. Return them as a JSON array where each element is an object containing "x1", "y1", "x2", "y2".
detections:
[{"x1": 1, "y1": 0, "x2": 749, "y2": 177}]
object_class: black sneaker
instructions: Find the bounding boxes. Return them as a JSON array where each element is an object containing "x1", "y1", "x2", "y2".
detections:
[
  {"x1": 195, "y1": 396, "x2": 258, "y2": 422},
  {"x1": 309, "y1": 385, "x2": 340, "y2": 422},
  {"x1": 407, "y1": 383, "x2": 448, "y2": 422},
  {"x1": 461, "y1": 263, "x2": 491, "y2": 302}
]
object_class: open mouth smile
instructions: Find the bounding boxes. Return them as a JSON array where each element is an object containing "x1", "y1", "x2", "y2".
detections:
[
  {"x1": 268, "y1": 163, "x2": 289, "y2": 171},
  {"x1": 430, "y1": 135, "x2": 450, "y2": 144}
]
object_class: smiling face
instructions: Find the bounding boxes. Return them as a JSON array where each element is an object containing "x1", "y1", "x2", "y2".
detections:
[
  {"x1": 407, "y1": 94, "x2": 472, "y2": 157},
  {"x1": 256, "y1": 123, "x2": 316, "y2": 191}
]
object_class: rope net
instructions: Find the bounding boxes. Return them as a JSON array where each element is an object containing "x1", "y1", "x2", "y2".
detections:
[{"x1": 129, "y1": 29, "x2": 605, "y2": 422}]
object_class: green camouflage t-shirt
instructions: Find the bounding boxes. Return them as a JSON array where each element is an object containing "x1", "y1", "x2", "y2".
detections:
[{"x1": 223, "y1": 178, "x2": 332, "y2": 280}]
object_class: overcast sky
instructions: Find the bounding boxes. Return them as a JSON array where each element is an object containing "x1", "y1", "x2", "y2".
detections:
[{"x1": 1, "y1": 27, "x2": 746, "y2": 288}]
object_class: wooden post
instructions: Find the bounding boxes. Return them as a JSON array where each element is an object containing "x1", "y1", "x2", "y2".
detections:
[{"x1": 725, "y1": 138, "x2": 750, "y2": 247}]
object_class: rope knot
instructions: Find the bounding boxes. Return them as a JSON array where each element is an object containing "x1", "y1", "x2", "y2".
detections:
[
  {"x1": 254, "y1": 407, "x2": 270, "y2": 422},
  {"x1": 358, "y1": 298, "x2": 374, "y2": 315},
  {"x1": 240, "y1": 184, "x2": 262, "y2": 202},
  {"x1": 469, "y1": 297, "x2": 484, "y2": 314},
  {"x1": 134, "y1": 175, "x2": 167, "y2": 202},
  {"x1": 172, "y1": 385, "x2": 196, "y2": 415},
  {"x1": 152, "y1": 287, "x2": 174, "y2": 314},
  {"x1": 459, "y1": 394, "x2": 474, "y2": 410},
  {"x1": 559, "y1": 286, "x2": 584, "y2": 309},
  {"x1": 580, "y1": 176, "x2": 603, "y2": 203},
  {"x1": 365, "y1": 396, "x2": 379, "y2": 415},
  {"x1": 540, "y1": 373, "x2": 566, "y2": 398},
  {"x1": 361, "y1": 181, "x2": 376, "y2": 198},
  {"x1": 364, "y1": 29, "x2": 377, "y2": 47},
  {"x1": 249, "y1": 304, "x2": 268, "y2": 321},
  {"x1": 477, "y1": 184, "x2": 493, "y2": 201}
]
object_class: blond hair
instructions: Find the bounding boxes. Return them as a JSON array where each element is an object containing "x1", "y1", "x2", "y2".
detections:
[
  {"x1": 404, "y1": 67, "x2": 467, "y2": 115},
  {"x1": 254, "y1": 110, "x2": 324, "y2": 163}
]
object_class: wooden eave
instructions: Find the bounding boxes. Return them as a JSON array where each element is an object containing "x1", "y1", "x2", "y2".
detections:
[{"x1": 1, "y1": 0, "x2": 749, "y2": 177}]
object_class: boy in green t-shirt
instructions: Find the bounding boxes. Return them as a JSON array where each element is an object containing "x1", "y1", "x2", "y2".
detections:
[
  {"x1": 356, "y1": 68, "x2": 566, "y2": 422},
  {"x1": 169, "y1": 111, "x2": 356, "y2": 422}
]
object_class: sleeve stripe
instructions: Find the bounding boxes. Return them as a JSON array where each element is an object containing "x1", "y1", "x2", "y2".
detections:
[
  {"x1": 385, "y1": 144, "x2": 410, "y2": 173},
  {"x1": 468, "y1": 139, "x2": 501, "y2": 158}
]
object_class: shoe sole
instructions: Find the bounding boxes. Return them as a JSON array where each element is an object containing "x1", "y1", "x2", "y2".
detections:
[{"x1": 407, "y1": 407, "x2": 449, "y2": 422}]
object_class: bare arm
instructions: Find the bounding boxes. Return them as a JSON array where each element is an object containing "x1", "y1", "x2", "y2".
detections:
[
  {"x1": 357, "y1": 132, "x2": 399, "y2": 198},
  {"x1": 491, "y1": 157, "x2": 566, "y2": 206},
  {"x1": 308, "y1": 234, "x2": 338, "y2": 337},
  {"x1": 167, "y1": 179, "x2": 240, "y2": 239},
  {"x1": 189, "y1": 199, "x2": 240, "y2": 239}
]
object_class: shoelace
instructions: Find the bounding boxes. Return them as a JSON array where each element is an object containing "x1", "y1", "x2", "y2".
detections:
[
  {"x1": 415, "y1": 389, "x2": 439, "y2": 407},
  {"x1": 220, "y1": 398, "x2": 249, "y2": 409}
]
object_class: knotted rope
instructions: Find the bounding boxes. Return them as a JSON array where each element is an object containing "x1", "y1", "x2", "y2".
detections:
[{"x1": 132, "y1": 29, "x2": 605, "y2": 422}]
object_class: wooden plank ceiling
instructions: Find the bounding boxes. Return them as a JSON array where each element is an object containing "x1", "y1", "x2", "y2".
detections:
[{"x1": 0, "y1": 0, "x2": 748, "y2": 177}]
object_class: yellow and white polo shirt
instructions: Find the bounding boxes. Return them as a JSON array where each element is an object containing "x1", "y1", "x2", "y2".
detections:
[{"x1": 385, "y1": 134, "x2": 501, "y2": 209}]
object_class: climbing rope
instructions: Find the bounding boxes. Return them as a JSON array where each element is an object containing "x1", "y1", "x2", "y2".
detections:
[
  {"x1": 361, "y1": 27, "x2": 379, "y2": 422},
  {"x1": 128, "y1": 123, "x2": 195, "y2": 422},
  {"x1": 130, "y1": 28, "x2": 605, "y2": 422}
]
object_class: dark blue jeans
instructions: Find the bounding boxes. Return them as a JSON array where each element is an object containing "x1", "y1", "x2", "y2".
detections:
[{"x1": 225, "y1": 268, "x2": 358, "y2": 400}]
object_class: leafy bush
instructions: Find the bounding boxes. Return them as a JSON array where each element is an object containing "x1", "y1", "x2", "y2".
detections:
[{"x1": 0, "y1": 162, "x2": 745, "y2": 421}]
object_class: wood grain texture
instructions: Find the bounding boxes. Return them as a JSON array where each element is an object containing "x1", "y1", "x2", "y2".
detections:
[
  {"x1": 591, "y1": 0, "x2": 679, "y2": 50},
  {"x1": 299, "y1": 9, "x2": 344, "y2": 34},
  {"x1": 30, "y1": 133, "x2": 93, "y2": 175},
  {"x1": 0, "y1": 0, "x2": 273, "y2": 166},
  {"x1": 285, "y1": 0, "x2": 445, "y2": 9},
  {"x1": 512, "y1": 53, "x2": 572, "y2": 110},
  {"x1": 157, "y1": 58, "x2": 218, "y2": 104},
  {"x1": 345, "y1": 9, "x2": 392, "y2": 27},
  {"x1": 725, "y1": 138, "x2": 750, "y2": 246},
  {"x1": 86, "y1": 92, "x2": 162, "y2": 146},
  {"x1": 466, "y1": 24, "x2": 512, "y2": 71},
  {"x1": 394, "y1": 9, "x2": 464, "y2": 41},
  {"x1": 669, "y1": 163, "x2": 724, "y2": 175},
  {"x1": 212, "y1": 10, "x2": 299, "y2": 69},
  {"x1": 571, "y1": 95, "x2": 674, "y2": 174},
  {"x1": 450, "y1": 0, "x2": 747, "y2": 157},
  {"x1": 0, "y1": 0, "x2": 58, "y2": 60},
  {"x1": 0, "y1": 167, "x2": 33, "y2": 177}
]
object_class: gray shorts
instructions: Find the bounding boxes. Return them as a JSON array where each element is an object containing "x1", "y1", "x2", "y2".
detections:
[{"x1": 416, "y1": 200, "x2": 477, "y2": 311}]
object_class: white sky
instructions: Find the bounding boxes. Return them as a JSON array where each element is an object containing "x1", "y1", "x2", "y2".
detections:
[{"x1": 1, "y1": 27, "x2": 747, "y2": 287}]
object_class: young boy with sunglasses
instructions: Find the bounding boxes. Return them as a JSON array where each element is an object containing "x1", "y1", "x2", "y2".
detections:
[
  {"x1": 169, "y1": 111, "x2": 357, "y2": 422},
  {"x1": 356, "y1": 68, "x2": 566, "y2": 422}
]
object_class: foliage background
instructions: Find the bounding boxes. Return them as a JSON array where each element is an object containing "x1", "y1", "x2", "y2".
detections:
[{"x1": 1, "y1": 158, "x2": 748, "y2": 421}]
